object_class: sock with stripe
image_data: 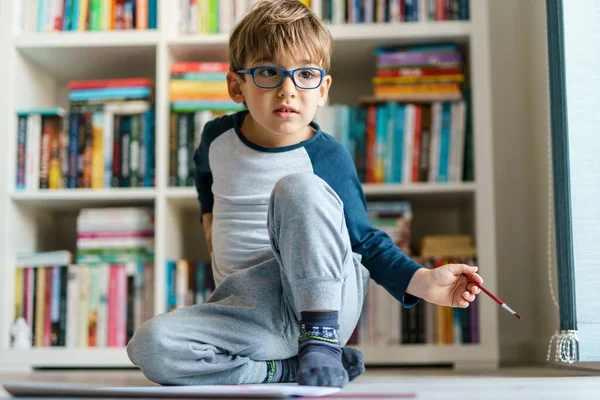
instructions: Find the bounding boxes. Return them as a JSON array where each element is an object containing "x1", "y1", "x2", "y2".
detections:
[{"x1": 296, "y1": 311, "x2": 349, "y2": 387}]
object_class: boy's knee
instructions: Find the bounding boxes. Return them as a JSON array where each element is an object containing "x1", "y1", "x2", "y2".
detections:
[
  {"x1": 127, "y1": 314, "x2": 176, "y2": 384},
  {"x1": 272, "y1": 173, "x2": 340, "y2": 208}
]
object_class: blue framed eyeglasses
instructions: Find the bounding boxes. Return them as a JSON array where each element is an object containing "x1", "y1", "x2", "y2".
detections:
[{"x1": 236, "y1": 66, "x2": 326, "y2": 90}]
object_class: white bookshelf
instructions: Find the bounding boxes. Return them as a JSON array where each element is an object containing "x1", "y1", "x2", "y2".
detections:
[{"x1": 0, "y1": 0, "x2": 499, "y2": 371}]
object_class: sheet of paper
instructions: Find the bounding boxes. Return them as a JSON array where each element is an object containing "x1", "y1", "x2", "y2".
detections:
[{"x1": 3, "y1": 381, "x2": 341, "y2": 398}]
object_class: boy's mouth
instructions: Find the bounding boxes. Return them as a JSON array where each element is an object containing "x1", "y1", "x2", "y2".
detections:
[{"x1": 274, "y1": 105, "x2": 299, "y2": 115}]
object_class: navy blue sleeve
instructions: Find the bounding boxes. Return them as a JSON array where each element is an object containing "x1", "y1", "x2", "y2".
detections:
[
  {"x1": 307, "y1": 134, "x2": 423, "y2": 308},
  {"x1": 193, "y1": 113, "x2": 237, "y2": 219}
]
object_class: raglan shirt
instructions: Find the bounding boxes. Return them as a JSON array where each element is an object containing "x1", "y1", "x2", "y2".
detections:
[{"x1": 193, "y1": 110, "x2": 423, "y2": 308}]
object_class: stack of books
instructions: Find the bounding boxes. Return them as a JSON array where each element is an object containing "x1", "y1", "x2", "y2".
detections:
[
  {"x1": 76, "y1": 207, "x2": 155, "y2": 265},
  {"x1": 67, "y1": 78, "x2": 155, "y2": 189},
  {"x1": 19, "y1": 0, "x2": 158, "y2": 33},
  {"x1": 168, "y1": 62, "x2": 243, "y2": 187},
  {"x1": 371, "y1": 45, "x2": 465, "y2": 101}
]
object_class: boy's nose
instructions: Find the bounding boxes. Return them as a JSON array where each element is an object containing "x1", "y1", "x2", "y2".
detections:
[{"x1": 277, "y1": 75, "x2": 297, "y2": 97}]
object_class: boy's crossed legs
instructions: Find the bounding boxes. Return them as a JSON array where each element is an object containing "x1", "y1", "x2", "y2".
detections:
[{"x1": 127, "y1": 173, "x2": 369, "y2": 386}]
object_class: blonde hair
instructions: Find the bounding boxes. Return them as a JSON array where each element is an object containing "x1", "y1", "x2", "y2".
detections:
[{"x1": 228, "y1": 0, "x2": 333, "y2": 73}]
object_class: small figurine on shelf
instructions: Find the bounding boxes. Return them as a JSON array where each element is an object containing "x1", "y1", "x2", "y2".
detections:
[{"x1": 10, "y1": 317, "x2": 31, "y2": 350}]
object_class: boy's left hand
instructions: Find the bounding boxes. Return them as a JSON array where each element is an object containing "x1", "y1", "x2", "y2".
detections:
[{"x1": 408, "y1": 264, "x2": 482, "y2": 308}]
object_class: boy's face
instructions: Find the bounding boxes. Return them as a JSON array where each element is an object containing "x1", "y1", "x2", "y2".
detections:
[{"x1": 227, "y1": 49, "x2": 332, "y2": 146}]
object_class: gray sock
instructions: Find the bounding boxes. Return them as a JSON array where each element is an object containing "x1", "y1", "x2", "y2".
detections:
[{"x1": 296, "y1": 311, "x2": 349, "y2": 388}]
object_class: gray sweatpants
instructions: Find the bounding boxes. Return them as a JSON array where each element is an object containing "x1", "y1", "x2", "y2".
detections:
[{"x1": 127, "y1": 173, "x2": 370, "y2": 385}]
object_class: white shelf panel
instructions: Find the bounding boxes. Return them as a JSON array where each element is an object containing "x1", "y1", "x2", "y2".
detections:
[
  {"x1": 356, "y1": 344, "x2": 491, "y2": 365},
  {"x1": 166, "y1": 183, "x2": 476, "y2": 209},
  {"x1": 1, "y1": 348, "x2": 133, "y2": 368},
  {"x1": 363, "y1": 182, "x2": 476, "y2": 196},
  {"x1": 14, "y1": 31, "x2": 161, "y2": 48},
  {"x1": 15, "y1": 32, "x2": 159, "y2": 82},
  {"x1": 167, "y1": 22, "x2": 471, "y2": 67},
  {"x1": 0, "y1": 344, "x2": 490, "y2": 369},
  {"x1": 168, "y1": 22, "x2": 471, "y2": 46},
  {"x1": 10, "y1": 189, "x2": 157, "y2": 209}
]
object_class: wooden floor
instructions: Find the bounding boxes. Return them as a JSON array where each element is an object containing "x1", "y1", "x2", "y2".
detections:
[{"x1": 1, "y1": 365, "x2": 599, "y2": 399}]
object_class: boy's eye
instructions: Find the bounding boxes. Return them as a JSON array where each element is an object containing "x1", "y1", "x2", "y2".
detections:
[
  {"x1": 256, "y1": 68, "x2": 279, "y2": 77},
  {"x1": 298, "y1": 70, "x2": 314, "y2": 79}
]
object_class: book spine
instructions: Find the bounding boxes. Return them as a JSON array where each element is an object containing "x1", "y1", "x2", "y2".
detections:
[
  {"x1": 25, "y1": 114, "x2": 42, "y2": 191},
  {"x1": 120, "y1": 116, "x2": 131, "y2": 187},
  {"x1": 112, "y1": 115, "x2": 122, "y2": 187},
  {"x1": 129, "y1": 114, "x2": 140, "y2": 188},
  {"x1": 16, "y1": 115, "x2": 27, "y2": 190}
]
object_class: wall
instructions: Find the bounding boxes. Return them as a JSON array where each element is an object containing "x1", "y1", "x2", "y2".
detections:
[{"x1": 489, "y1": 0, "x2": 569, "y2": 365}]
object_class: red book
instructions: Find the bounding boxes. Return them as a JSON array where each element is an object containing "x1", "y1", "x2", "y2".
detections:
[
  {"x1": 67, "y1": 78, "x2": 153, "y2": 90},
  {"x1": 170, "y1": 62, "x2": 230, "y2": 74},
  {"x1": 376, "y1": 67, "x2": 462, "y2": 78},
  {"x1": 43, "y1": 268, "x2": 53, "y2": 347}
]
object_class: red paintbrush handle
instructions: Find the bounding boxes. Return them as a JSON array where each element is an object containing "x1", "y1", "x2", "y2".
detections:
[{"x1": 463, "y1": 274, "x2": 503, "y2": 305}]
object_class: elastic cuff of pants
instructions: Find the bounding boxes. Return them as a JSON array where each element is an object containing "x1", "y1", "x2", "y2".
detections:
[{"x1": 292, "y1": 279, "x2": 343, "y2": 312}]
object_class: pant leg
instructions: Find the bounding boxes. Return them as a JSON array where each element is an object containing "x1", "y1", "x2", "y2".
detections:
[
  {"x1": 127, "y1": 258, "x2": 295, "y2": 385},
  {"x1": 268, "y1": 172, "x2": 370, "y2": 348}
]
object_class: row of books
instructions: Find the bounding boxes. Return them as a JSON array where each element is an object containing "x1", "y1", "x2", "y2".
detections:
[
  {"x1": 166, "y1": 259, "x2": 214, "y2": 311},
  {"x1": 349, "y1": 257, "x2": 479, "y2": 347},
  {"x1": 314, "y1": 100, "x2": 471, "y2": 184},
  {"x1": 15, "y1": 78, "x2": 157, "y2": 191},
  {"x1": 76, "y1": 207, "x2": 155, "y2": 264},
  {"x1": 306, "y1": 0, "x2": 468, "y2": 24},
  {"x1": 176, "y1": 0, "x2": 469, "y2": 34},
  {"x1": 19, "y1": 0, "x2": 158, "y2": 33},
  {"x1": 12, "y1": 257, "x2": 154, "y2": 348},
  {"x1": 372, "y1": 45, "x2": 465, "y2": 100}
]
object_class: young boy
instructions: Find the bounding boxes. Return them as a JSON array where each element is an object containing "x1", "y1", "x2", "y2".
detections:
[{"x1": 127, "y1": 0, "x2": 482, "y2": 388}]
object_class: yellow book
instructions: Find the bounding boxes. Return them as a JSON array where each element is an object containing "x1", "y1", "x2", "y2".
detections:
[
  {"x1": 14, "y1": 268, "x2": 23, "y2": 321},
  {"x1": 79, "y1": 0, "x2": 90, "y2": 31},
  {"x1": 298, "y1": 0, "x2": 311, "y2": 6},
  {"x1": 91, "y1": 113, "x2": 104, "y2": 189},
  {"x1": 170, "y1": 80, "x2": 228, "y2": 94},
  {"x1": 34, "y1": 268, "x2": 45, "y2": 347}
]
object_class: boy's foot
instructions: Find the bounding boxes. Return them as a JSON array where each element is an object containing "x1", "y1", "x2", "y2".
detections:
[
  {"x1": 265, "y1": 347, "x2": 365, "y2": 383},
  {"x1": 296, "y1": 311, "x2": 348, "y2": 387}
]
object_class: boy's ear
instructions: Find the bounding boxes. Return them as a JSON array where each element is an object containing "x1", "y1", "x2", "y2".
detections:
[
  {"x1": 227, "y1": 71, "x2": 246, "y2": 104},
  {"x1": 317, "y1": 74, "x2": 332, "y2": 108}
]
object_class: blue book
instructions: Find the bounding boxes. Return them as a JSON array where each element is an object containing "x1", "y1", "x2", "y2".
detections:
[
  {"x1": 393, "y1": 104, "x2": 406, "y2": 183},
  {"x1": 375, "y1": 105, "x2": 388, "y2": 183},
  {"x1": 16, "y1": 108, "x2": 66, "y2": 116},
  {"x1": 143, "y1": 108, "x2": 154, "y2": 187},
  {"x1": 438, "y1": 102, "x2": 452, "y2": 182},
  {"x1": 69, "y1": 87, "x2": 151, "y2": 101},
  {"x1": 166, "y1": 260, "x2": 176, "y2": 311},
  {"x1": 171, "y1": 101, "x2": 245, "y2": 112},
  {"x1": 384, "y1": 102, "x2": 396, "y2": 183},
  {"x1": 72, "y1": 0, "x2": 80, "y2": 31},
  {"x1": 171, "y1": 73, "x2": 228, "y2": 81},
  {"x1": 148, "y1": 0, "x2": 158, "y2": 29}
]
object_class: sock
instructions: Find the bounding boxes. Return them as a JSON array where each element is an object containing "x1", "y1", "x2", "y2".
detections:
[
  {"x1": 296, "y1": 311, "x2": 349, "y2": 387},
  {"x1": 263, "y1": 347, "x2": 365, "y2": 383}
]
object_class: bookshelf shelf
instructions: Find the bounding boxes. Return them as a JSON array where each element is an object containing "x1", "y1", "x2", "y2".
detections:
[
  {"x1": 0, "y1": 1, "x2": 499, "y2": 372},
  {"x1": 2, "y1": 348, "x2": 132, "y2": 368},
  {"x1": 166, "y1": 183, "x2": 476, "y2": 209},
  {"x1": 14, "y1": 31, "x2": 161, "y2": 49},
  {"x1": 9, "y1": 189, "x2": 157, "y2": 209}
]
